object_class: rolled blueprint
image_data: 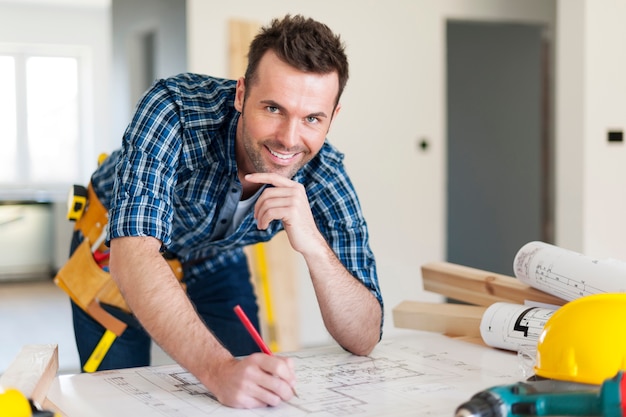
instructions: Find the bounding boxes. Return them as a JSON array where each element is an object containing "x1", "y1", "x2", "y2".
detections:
[
  {"x1": 513, "y1": 241, "x2": 626, "y2": 301},
  {"x1": 479, "y1": 302, "x2": 556, "y2": 351}
]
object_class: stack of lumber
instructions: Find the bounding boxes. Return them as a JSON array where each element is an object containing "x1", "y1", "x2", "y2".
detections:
[{"x1": 392, "y1": 262, "x2": 566, "y2": 344}]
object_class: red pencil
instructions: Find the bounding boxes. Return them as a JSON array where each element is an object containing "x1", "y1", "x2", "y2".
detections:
[
  {"x1": 233, "y1": 304, "x2": 299, "y2": 397},
  {"x1": 233, "y1": 304, "x2": 272, "y2": 355}
]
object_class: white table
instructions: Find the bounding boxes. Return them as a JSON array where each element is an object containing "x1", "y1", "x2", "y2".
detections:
[{"x1": 47, "y1": 331, "x2": 523, "y2": 417}]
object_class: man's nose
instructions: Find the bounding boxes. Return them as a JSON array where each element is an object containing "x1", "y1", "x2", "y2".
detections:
[{"x1": 277, "y1": 118, "x2": 300, "y2": 148}]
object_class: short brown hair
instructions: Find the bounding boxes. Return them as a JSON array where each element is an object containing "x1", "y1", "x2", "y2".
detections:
[{"x1": 245, "y1": 14, "x2": 349, "y2": 107}]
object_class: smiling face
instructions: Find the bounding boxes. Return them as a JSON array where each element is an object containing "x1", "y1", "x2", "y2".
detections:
[{"x1": 234, "y1": 50, "x2": 341, "y2": 180}]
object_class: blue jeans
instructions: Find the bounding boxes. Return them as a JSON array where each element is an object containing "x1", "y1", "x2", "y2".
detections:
[{"x1": 71, "y1": 244, "x2": 261, "y2": 371}]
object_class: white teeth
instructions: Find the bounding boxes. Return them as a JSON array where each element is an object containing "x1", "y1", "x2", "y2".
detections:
[{"x1": 269, "y1": 149, "x2": 295, "y2": 160}]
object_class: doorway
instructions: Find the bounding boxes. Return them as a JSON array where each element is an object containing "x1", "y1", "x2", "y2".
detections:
[{"x1": 446, "y1": 20, "x2": 552, "y2": 276}]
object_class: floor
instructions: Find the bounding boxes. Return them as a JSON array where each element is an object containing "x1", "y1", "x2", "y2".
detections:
[{"x1": 0, "y1": 278, "x2": 174, "y2": 376}]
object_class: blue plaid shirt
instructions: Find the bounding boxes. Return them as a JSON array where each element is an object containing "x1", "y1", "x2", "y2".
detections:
[{"x1": 92, "y1": 73, "x2": 382, "y2": 312}]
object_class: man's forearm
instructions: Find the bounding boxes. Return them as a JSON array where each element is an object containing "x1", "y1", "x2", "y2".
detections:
[
  {"x1": 243, "y1": 172, "x2": 382, "y2": 354},
  {"x1": 109, "y1": 237, "x2": 232, "y2": 391},
  {"x1": 303, "y1": 239, "x2": 381, "y2": 356}
]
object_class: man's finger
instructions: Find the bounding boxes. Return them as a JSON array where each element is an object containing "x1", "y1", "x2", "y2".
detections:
[{"x1": 245, "y1": 172, "x2": 295, "y2": 187}]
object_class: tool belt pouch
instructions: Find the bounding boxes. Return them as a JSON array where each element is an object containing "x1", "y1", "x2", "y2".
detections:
[{"x1": 54, "y1": 183, "x2": 184, "y2": 336}]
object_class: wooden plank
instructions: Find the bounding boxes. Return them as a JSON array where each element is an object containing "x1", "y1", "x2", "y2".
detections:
[
  {"x1": 421, "y1": 262, "x2": 566, "y2": 307},
  {"x1": 257, "y1": 233, "x2": 299, "y2": 352},
  {"x1": 244, "y1": 233, "x2": 300, "y2": 352},
  {"x1": 0, "y1": 344, "x2": 58, "y2": 406},
  {"x1": 228, "y1": 19, "x2": 260, "y2": 79},
  {"x1": 392, "y1": 300, "x2": 486, "y2": 338}
]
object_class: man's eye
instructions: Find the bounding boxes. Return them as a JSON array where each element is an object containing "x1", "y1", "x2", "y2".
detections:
[
  {"x1": 267, "y1": 106, "x2": 279, "y2": 113},
  {"x1": 306, "y1": 116, "x2": 319, "y2": 124}
]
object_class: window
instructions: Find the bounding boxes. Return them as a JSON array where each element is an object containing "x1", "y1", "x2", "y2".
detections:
[
  {"x1": 0, "y1": 50, "x2": 82, "y2": 187},
  {"x1": 0, "y1": 56, "x2": 17, "y2": 182}
]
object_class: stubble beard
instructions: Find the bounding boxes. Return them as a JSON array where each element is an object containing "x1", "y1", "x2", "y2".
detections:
[{"x1": 240, "y1": 121, "x2": 305, "y2": 180}]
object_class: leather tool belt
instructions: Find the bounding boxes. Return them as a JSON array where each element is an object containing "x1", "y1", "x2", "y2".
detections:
[{"x1": 54, "y1": 183, "x2": 184, "y2": 336}]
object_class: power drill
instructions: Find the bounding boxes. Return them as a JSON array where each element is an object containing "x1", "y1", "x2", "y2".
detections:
[{"x1": 455, "y1": 371, "x2": 626, "y2": 417}]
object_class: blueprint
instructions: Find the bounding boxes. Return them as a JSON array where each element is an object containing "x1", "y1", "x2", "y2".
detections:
[
  {"x1": 479, "y1": 301, "x2": 556, "y2": 352},
  {"x1": 48, "y1": 332, "x2": 522, "y2": 417},
  {"x1": 514, "y1": 241, "x2": 626, "y2": 300}
]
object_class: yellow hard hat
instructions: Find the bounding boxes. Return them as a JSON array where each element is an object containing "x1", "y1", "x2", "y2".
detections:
[{"x1": 534, "y1": 293, "x2": 626, "y2": 385}]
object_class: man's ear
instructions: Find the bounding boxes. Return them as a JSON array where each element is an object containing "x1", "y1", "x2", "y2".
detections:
[
  {"x1": 332, "y1": 102, "x2": 342, "y2": 120},
  {"x1": 327, "y1": 102, "x2": 342, "y2": 133},
  {"x1": 235, "y1": 77, "x2": 245, "y2": 113}
]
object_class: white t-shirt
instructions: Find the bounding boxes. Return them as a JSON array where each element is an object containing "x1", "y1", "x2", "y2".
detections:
[{"x1": 226, "y1": 187, "x2": 263, "y2": 236}]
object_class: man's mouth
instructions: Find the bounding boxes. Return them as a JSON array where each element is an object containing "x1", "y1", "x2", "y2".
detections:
[{"x1": 268, "y1": 147, "x2": 298, "y2": 160}]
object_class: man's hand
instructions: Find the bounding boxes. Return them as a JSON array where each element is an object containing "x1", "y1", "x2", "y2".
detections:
[
  {"x1": 210, "y1": 354, "x2": 297, "y2": 408},
  {"x1": 245, "y1": 172, "x2": 324, "y2": 256}
]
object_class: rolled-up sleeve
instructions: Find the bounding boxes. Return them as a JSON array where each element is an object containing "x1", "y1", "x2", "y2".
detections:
[{"x1": 108, "y1": 80, "x2": 183, "y2": 247}]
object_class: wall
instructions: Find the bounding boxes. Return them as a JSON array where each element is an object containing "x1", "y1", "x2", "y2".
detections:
[
  {"x1": 584, "y1": 1, "x2": 626, "y2": 259},
  {"x1": 110, "y1": 0, "x2": 187, "y2": 144},
  {"x1": 446, "y1": 21, "x2": 546, "y2": 275},
  {"x1": 555, "y1": 0, "x2": 626, "y2": 260},
  {"x1": 554, "y1": 1, "x2": 585, "y2": 253},
  {"x1": 186, "y1": 0, "x2": 556, "y2": 346}
]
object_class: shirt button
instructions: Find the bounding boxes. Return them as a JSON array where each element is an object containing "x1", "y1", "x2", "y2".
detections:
[
  {"x1": 220, "y1": 219, "x2": 227, "y2": 224},
  {"x1": 231, "y1": 188, "x2": 238, "y2": 193}
]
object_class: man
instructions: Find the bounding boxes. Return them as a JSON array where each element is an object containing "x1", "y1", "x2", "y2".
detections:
[{"x1": 72, "y1": 14, "x2": 383, "y2": 408}]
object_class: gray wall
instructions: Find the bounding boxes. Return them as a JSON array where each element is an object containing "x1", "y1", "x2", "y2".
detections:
[
  {"x1": 110, "y1": 0, "x2": 187, "y2": 145},
  {"x1": 447, "y1": 21, "x2": 546, "y2": 275}
]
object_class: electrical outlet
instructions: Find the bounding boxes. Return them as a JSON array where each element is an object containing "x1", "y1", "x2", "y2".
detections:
[{"x1": 608, "y1": 130, "x2": 623, "y2": 143}]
